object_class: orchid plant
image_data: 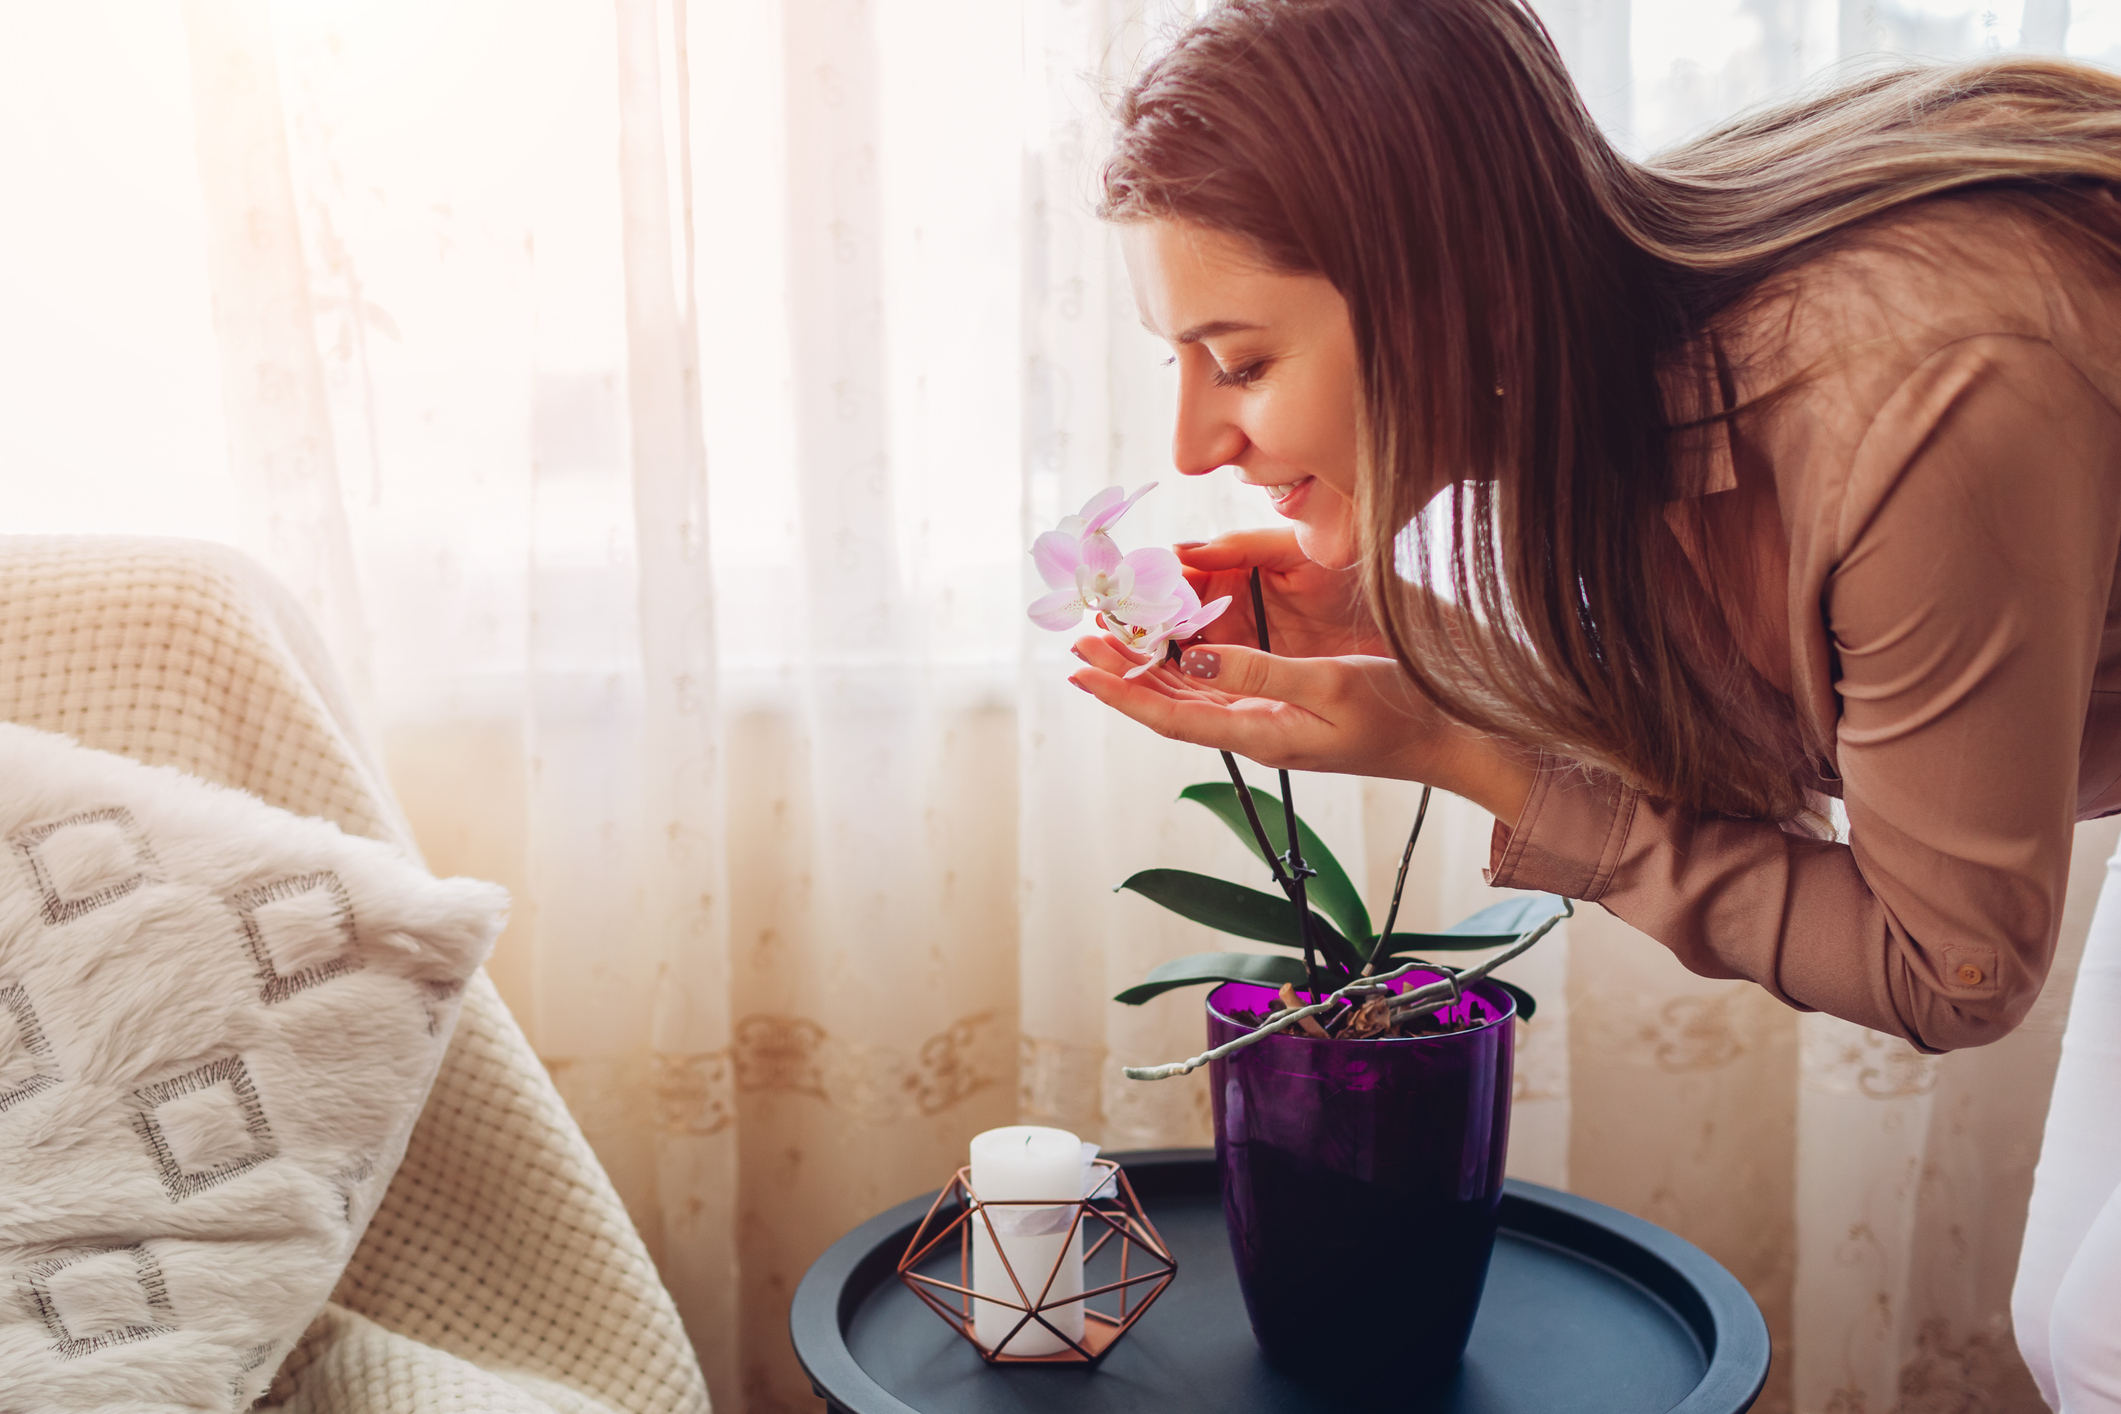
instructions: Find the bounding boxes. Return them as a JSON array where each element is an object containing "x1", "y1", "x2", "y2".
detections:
[
  {"x1": 1108, "y1": 784, "x2": 1554, "y2": 1019},
  {"x1": 1028, "y1": 486, "x2": 1568, "y2": 1077}
]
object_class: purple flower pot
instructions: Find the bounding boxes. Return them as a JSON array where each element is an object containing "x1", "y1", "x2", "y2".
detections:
[{"x1": 1206, "y1": 974, "x2": 1516, "y2": 1386}]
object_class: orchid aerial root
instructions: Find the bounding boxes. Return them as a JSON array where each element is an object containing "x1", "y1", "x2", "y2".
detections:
[{"x1": 1120, "y1": 900, "x2": 1573, "y2": 1082}]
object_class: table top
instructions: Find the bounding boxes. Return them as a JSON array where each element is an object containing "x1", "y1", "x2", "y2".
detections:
[{"x1": 792, "y1": 1149, "x2": 1768, "y2": 1414}]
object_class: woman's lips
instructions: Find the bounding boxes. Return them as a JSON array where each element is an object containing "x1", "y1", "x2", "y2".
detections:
[{"x1": 1260, "y1": 476, "x2": 1314, "y2": 518}]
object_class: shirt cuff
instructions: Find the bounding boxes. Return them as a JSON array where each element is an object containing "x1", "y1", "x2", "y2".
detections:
[{"x1": 1484, "y1": 750, "x2": 1638, "y2": 902}]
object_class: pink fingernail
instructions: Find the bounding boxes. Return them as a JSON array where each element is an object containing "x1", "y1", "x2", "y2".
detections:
[
  {"x1": 1180, "y1": 649, "x2": 1220, "y2": 679},
  {"x1": 1070, "y1": 676, "x2": 1093, "y2": 693},
  {"x1": 1173, "y1": 540, "x2": 1206, "y2": 549}
]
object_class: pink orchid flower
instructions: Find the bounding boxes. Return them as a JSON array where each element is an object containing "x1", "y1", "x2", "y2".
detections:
[
  {"x1": 1108, "y1": 579, "x2": 1233, "y2": 678},
  {"x1": 1027, "y1": 483, "x2": 1181, "y2": 631},
  {"x1": 1075, "y1": 482, "x2": 1158, "y2": 536},
  {"x1": 1039, "y1": 483, "x2": 1158, "y2": 551},
  {"x1": 1027, "y1": 542, "x2": 1185, "y2": 631}
]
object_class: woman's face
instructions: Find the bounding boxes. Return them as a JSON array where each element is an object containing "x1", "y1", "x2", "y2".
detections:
[{"x1": 1121, "y1": 219, "x2": 1363, "y2": 569}]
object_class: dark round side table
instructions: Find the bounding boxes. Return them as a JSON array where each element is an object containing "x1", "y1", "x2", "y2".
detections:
[{"x1": 792, "y1": 1148, "x2": 1768, "y2": 1414}]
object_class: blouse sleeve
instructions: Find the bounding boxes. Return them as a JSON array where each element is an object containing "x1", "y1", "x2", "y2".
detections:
[{"x1": 1488, "y1": 335, "x2": 2121, "y2": 1052}]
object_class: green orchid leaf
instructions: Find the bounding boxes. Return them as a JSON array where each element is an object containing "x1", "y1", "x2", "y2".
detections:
[
  {"x1": 1375, "y1": 930, "x2": 1518, "y2": 953},
  {"x1": 1487, "y1": 978, "x2": 1538, "y2": 1022},
  {"x1": 1178, "y1": 782, "x2": 1373, "y2": 948},
  {"x1": 1375, "y1": 894, "x2": 1570, "y2": 958},
  {"x1": 1112, "y1": 951, "x2": 1314, "y2": 1006},
  {"x1": 1115, "y1": 869, "x2": 1352, "y2": 955},
  {"x1": 1441, "y1": 893, "x2": 1567, "y2": 938}
]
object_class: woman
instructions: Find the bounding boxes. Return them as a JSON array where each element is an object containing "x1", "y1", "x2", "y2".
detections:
[{"x1": 1066, "y1": 0, "x2": 2121, "y2": 1404}]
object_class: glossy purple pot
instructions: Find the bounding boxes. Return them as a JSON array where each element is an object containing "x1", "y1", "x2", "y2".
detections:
[{"x1": 1207, "y1": 974, "x2": 1515, "y2": 1385}]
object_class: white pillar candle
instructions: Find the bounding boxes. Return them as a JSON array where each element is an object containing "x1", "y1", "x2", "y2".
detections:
[{"x1": 968, "y1": 1125, "x2": 1085, "y2": 1355}]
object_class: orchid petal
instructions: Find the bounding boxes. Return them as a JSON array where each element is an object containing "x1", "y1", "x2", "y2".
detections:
[
  {"x1": 1179, "y1": 594, "x2": 1233, "y2": 634},
  {"x1": 1107, "y1": 593, "x2": 1181, "y2": 629},
  {"x1": 1027, "y1": 590, "x2": 1086, "y2": 631},
  {"x1": 1077, "y1": 486, "x2": 1126, "y2": 524},
  {"x1": 1123, "y1": 546, "x2": 1183, "y2": 604},
  {"x1": 1031, "y1": 530, "x2": 1083, "y2": 589},
  {"x1": 1122, "y1": 657, "x2": 1164, "y2": 680},
  {"x1": 1082, "y1": 558, "x2": 1135, "y2": 605},
  {"x1": 1080, "y1": 529, "x2": 1123, "y2": 576},
  {"x1": 1083, "y1": 481, "x2": 1158, "y2": 535},
  {"x1": 1120, "y1": 618, "x2": 1182, "y2": 673}
]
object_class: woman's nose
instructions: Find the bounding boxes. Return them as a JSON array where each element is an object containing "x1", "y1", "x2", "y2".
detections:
[{"x1": 1171, "y1": 371, "x2": 1247, "y2": 477}]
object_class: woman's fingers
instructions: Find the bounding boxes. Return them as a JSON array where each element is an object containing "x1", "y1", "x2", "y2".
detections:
[
  {"x1": 1075, "y1": 636, "x2": 1350, "y2": 715},
  {"x1": 1070, "y1": 633, "x2": 1200, "y2": 703},
  {"x1": 1172, "y1": 643, "x2": 1336, "y2": 707},
  {"x1": 1071, "y1": 631, "x2": 1152, "y2": 674},
  {"x1": 1069, "y1": 660, "x2": 1314, "y2": 757},
  {"x1": 1172, "y1": 527, "x2": 1307, "y2": 573},
  {"x1": 1172, "y1": 530, "x2": 1378, "y2": 659},
  {"x1": 1067, "y1": 642, "x2": 1354, "y2": 762}
]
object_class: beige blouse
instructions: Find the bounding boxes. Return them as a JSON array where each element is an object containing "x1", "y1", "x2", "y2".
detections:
[{"x1": 1487, "y1": 195, "x2": 2121, "y2": 1054}]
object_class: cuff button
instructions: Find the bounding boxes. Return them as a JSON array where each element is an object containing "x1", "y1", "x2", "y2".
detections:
[{"x1": 1956, "y1": 963, "x2": 1985, "y2": 986}]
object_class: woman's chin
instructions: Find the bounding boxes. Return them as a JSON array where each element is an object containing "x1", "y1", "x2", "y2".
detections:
[{"x1": 1293, "y1": 520, "x2": 1360, "y2": 571}]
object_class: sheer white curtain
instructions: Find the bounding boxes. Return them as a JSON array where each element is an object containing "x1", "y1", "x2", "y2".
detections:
[{"x1": 1, "y1": 2, "x2": 2115, "y2": 1411}]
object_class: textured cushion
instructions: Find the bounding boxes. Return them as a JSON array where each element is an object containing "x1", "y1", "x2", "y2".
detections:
[
  {"x1": 0, "y1": 722, "x2": 506, "y2": 1411},
  {"x1": 0, "y1": 538, "x2": 711, "y2": 1414}
]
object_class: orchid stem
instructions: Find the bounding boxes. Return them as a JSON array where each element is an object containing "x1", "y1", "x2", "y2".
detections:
[
  {"x1": 1221, "y1": 750, "x2": 1289, "y2": 887},
  {"x1": 1245, "y1": 567, "x2": 1331, "y2": 994},
  {"x1": 1278, "y1": 769, "x2": 1322, "y2": 993},
  {"x1": 1365, "y1": 786, "x2": 1430, "y2": 976},
  {"x1": 1247, "y1": 567, "x2": 1272, "y2": 656},
  {"x1": 1219, "y1": 749, "x2": 1362, "y2": 981}
]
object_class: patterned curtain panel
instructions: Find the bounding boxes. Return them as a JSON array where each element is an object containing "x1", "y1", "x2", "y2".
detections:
[{"x1": 1, "y1": 1, "x2": 2114, "y2": 1411}]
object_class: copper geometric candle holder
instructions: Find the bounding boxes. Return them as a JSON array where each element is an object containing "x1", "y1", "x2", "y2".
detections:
[{"x1": 896, "y1": 1158, "x2": 1178, "y2": 1364}]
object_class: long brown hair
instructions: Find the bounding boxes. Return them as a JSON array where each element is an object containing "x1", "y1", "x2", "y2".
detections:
[{"x1": 1101, "y1": 0, "x2": 2121, "y2": 819}]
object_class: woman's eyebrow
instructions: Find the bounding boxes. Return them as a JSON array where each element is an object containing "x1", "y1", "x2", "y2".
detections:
[
  {"x1": 1171, "y1": 319, "x2": 1264, "y2": 344},
  {"x1": 1140, "y1": 316, "x2": 1266, "y2": 344}
]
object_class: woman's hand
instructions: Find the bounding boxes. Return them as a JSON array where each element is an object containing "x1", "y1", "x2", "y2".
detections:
[
  {"x1": 1175, "y1": 528, "x2": 1385, "y2": 659},
  {"x1": 1069, "y1": 633, "x2": 1534, "y2": 822}
]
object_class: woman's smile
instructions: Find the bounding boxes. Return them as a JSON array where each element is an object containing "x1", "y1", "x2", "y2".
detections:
[{"x1": 1251, "y1": 474, "x2": 1315, "y2": 515}]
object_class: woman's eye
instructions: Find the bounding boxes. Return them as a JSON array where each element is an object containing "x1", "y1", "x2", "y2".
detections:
[{"x1": 1211, "y1": 361, "x2": 1266, "y2": 389}]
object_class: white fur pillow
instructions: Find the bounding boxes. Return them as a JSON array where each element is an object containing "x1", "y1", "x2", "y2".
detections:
[{"x1": 0, "y1": 724, "x2": 507, "y2": 1412}]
